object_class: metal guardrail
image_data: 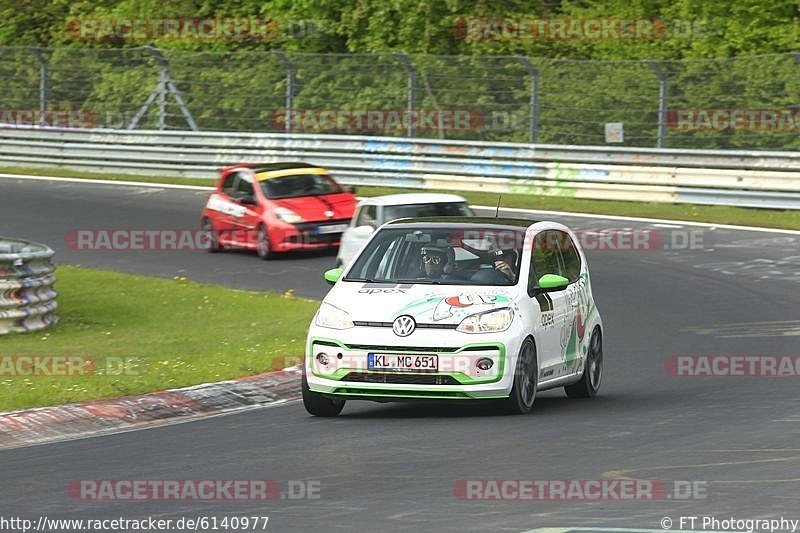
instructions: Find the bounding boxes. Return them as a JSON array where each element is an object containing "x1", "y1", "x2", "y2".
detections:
[
  {"x1": 0, "y1": 237, "x2": 58, "y2": 335},
  {"x1": 0, "y1": 127, "x2": 799, "y2": 209}
]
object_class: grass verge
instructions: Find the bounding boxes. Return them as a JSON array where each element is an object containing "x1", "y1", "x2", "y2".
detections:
[
  {"x1": 0, "y1": 266, "x2": 318, "y2": 412},
  {"x1": 1, "y1": 165, "x2": 798, "y2": 230}
]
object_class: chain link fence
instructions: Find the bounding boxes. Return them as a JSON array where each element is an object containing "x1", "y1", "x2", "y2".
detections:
[{"x1": 0, "y1": 46, "x2": 798, "y2": 150}]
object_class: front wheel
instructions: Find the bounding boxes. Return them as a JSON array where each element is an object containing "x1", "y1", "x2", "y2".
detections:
[
  {"x1": 565, "y1": 327, "x2": 603, "y2": 398},
  {"x1": 500, "y1": 337, "x2": 538, "y2": 414},
  {"x1": 256, "y1": 224, "x2": 275, "y2": 260},
  {"x1": 302, "y1": 369, "x2": 345, "y2": 417},
  {"x1": 201, "y1": 219, "x2": 221, "y2": 252}
]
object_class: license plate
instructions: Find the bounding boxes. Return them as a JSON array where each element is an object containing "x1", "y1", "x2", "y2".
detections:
[
  {"x1": 317, "y1": 224, "x2": 348, "y2": 235},
  {"x1": 367, "y1": 353, "x2": 438, "y2": 372}
]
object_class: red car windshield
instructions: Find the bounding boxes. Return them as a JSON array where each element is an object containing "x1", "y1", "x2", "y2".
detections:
[{"x1": 260, "y1": 173, "x2": 342, "y2": 199}]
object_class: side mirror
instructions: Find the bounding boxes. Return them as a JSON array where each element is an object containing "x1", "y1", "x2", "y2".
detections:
[
  {"x1": 323, "y1": 267, "x2": 344, "y2": 285},
  {"x1": 351, "y1": 225, "x2": 374, "y2": 238},
  {"x1": 345, "y1": 186, "x2": 357, "y2": 194},
  {"x1": 239, "y1": 194, "x2": 257, "y2": 205},
  {"x1": 537, "y1": 274, "x2": 569, "y2": 291}
]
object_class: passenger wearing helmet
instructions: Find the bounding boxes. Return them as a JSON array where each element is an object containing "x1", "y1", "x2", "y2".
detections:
[{"x1": 421, "y1": 245, "x2": 456, "y2": 280}]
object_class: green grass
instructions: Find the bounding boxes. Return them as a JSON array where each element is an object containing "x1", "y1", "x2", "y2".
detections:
[
  {"x1": 2, "y1": 164, "x2": 798, "y2": 230},
  {"x1": 0, "y1": 266, "x2": 319, "y2": 412}
]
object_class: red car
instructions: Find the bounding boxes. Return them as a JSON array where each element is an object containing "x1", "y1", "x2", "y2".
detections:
[{"x1": 200, "y1": 162, "x2": 357, "y2": 258}]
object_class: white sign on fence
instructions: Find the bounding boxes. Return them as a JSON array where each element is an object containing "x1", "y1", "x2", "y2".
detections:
[{"x1": 605, "y1": 122, "x2": 624, "y2": 143}]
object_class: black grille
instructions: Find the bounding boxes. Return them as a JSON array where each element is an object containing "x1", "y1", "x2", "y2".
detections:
[
  {"x1": 352, "y1": 321, "x2": 458, "y2": 329},
  {"x1": 343, "y1": 372, "x2": 460, "y2": 385},
  {"x1": 288, "y1": 219, "x2": 350, "y2": 245},
  {"x1": 346, "y1": 344, "x2": 461, "y2": 353}
]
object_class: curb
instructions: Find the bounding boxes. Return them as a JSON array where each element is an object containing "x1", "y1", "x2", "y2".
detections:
[{"x1": 0, "y1": 367, "x2": 302, "y2": 450}]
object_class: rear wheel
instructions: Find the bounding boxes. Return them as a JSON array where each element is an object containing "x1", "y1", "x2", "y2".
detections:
[
  {"x1": 565, "y1": 327, "x2": 603, "y2": 398},
  {"x1": 302, "y1": 369, "x2": 345, "y2": 417},
  {"x1": 256, "y1": 224, "x2": 275, "y2": 260},
  {"x1": 500, "y1": 337, "x2": 538, "y2": 414},
  {"x1": 201, "y1": 219, "x2": 221, "y2": 252}
]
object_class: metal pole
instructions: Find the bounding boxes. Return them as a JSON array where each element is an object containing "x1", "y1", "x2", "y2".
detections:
[
  {"x1": 394, "y1": 53, "x2": 416, "y2": 138},
  {"x1": 647, "y1": 60, "x2": 669, "y2": 149},
  {"x1": 516, "y1": 55, "x2": 539, "y2": 143},
  {"x1": 274, "y1": 51, "x2": 295, "y2": 132},
  {"x1": 29, "y1": 47, "x2": 47, "y2": 124},
  {"x1": 165, "y1": 79, "x2": 198, "y2": 131},
  {"x1": 157, "y1": 68, "x2": 167, "y2": 130}
]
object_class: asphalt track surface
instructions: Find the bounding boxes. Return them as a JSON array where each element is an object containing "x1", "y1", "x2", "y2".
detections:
[{"x1": 1, "y1": 176, "x2": 799, "y2": 532}]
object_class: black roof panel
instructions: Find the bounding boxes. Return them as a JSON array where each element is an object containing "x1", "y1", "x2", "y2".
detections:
[{"x1": 387, "y1": 216, "x2": 536, "y2": 228}]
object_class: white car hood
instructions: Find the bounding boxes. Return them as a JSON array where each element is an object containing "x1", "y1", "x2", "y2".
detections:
[{"x1": 327, "y1": 281, "x2": 515, "y2": 325}]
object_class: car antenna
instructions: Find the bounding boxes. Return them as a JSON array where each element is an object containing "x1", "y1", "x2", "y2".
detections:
[{"x1": 495, "y1": 195, "x2": 502, "y2": 218}]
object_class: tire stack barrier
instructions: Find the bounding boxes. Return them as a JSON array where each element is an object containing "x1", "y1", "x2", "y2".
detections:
[{"x1": 0, "y1": 238, "x2": 58, "y2": 335}]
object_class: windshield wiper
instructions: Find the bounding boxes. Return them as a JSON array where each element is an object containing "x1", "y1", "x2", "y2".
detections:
[{"x1": 395, "y1": 279, "x2": 441, "y2": 284}]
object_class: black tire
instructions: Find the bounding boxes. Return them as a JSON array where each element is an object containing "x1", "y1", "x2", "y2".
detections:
[
  {"x1": 256, "y1": 224, "x2": 275, "y2": 260},
  {"x1": 302, "y1": 369, "x2": 345, "y2": 417},
  {"x1": 565, "y1": 327, "x2": 603, "y2": 398},
  {"x1": 201, "y1": 218, "x2": 221, "y2": 253},
  {"x1": 500, "y1": 337, "x2": 538, "y2": 414}
]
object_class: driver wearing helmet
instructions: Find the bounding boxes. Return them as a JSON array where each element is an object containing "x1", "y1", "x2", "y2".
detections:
[
  {"x1": 490, "y1": 249, "x2": 516, "y2": 282},
  {"x1": 421, "y1": 245, "x2": 456, "y2": 280}
]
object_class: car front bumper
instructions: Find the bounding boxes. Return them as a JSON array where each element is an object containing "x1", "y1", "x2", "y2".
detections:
[
  {"x1": 271, "y1": 220, "x2": 349, "y2": 252},
  {"x1": 305, "y1": 324, "x2": 525, "y2": 400}
]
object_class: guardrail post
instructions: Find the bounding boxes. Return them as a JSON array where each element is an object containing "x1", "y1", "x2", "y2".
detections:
[
  {"x1": 516, "y1": 55, "x2": 539, "y2": 144},
  {"x1": 647, "y1": 61, "x2": 669, "y2": 149},
  {"x1": 28, "y1": 47, "x2": 48, "y2": 123},
  {"x1": 129, "y1": 46, "x2": 198, "y2": 131},
  {"x1": 394, "y1": 53, "x2": 417, "y2": 138},
  {"x1": 274, "y1": 51, "x2": 295, "y2": 132}
]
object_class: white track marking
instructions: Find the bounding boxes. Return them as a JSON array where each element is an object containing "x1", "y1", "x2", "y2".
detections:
[{"x1": 2, "y1": 172, "x2": 798, "y2": 235}]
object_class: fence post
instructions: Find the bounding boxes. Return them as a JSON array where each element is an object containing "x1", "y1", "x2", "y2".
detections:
[
  {"x1": 394, "y1": 53, "x2": 416, "y2": 138},
  {"x1": 28, "y1": 47, "x2": 48, "y2": 124},
  {"x1": 647, "y1": 60, "x2": 669, "y2": 149},
  {"x1": 516, "y1": 55, "x2": 539, "y2": 144},
  {"x1": 274, "y1": 51, "x2": 295, "y2": 132}
]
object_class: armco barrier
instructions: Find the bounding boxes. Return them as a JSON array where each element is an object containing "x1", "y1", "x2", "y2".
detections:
[
  {"x1": 0, "y1": 127, "x2": 798, "y2": 209},
  {"x1": 0, "y1": 238, "x2": 58, "y2": 335}
]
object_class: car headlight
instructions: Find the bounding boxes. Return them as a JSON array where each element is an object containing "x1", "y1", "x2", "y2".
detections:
[
  {"x1": 456, "y1": 308, "x2": 514, "y2": 334},
  {"x1": 315, "y1": 302, "x2": 354, "y2": 330},
  {"x1": 274, "y1": 207, "x2": 304, "y2": 223}
]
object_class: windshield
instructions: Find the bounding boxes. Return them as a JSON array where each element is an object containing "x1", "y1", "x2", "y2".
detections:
[
  {"x1": 259, "y1": 173, "x2": 342, "y2": 199},
  {"x1": 383, "y1": 202, "x2": 473, "y2": 221},
  {"x1": 344, "y1": 226, "x2": 525, "y2": 286}
]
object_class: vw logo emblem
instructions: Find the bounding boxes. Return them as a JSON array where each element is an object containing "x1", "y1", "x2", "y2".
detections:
[
  {"x1": 324, "y1": 210, "x2": 335, "y2": 218},
  {"x1": 392, "y1": 315, "x2": 416, "y2": 337}
]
